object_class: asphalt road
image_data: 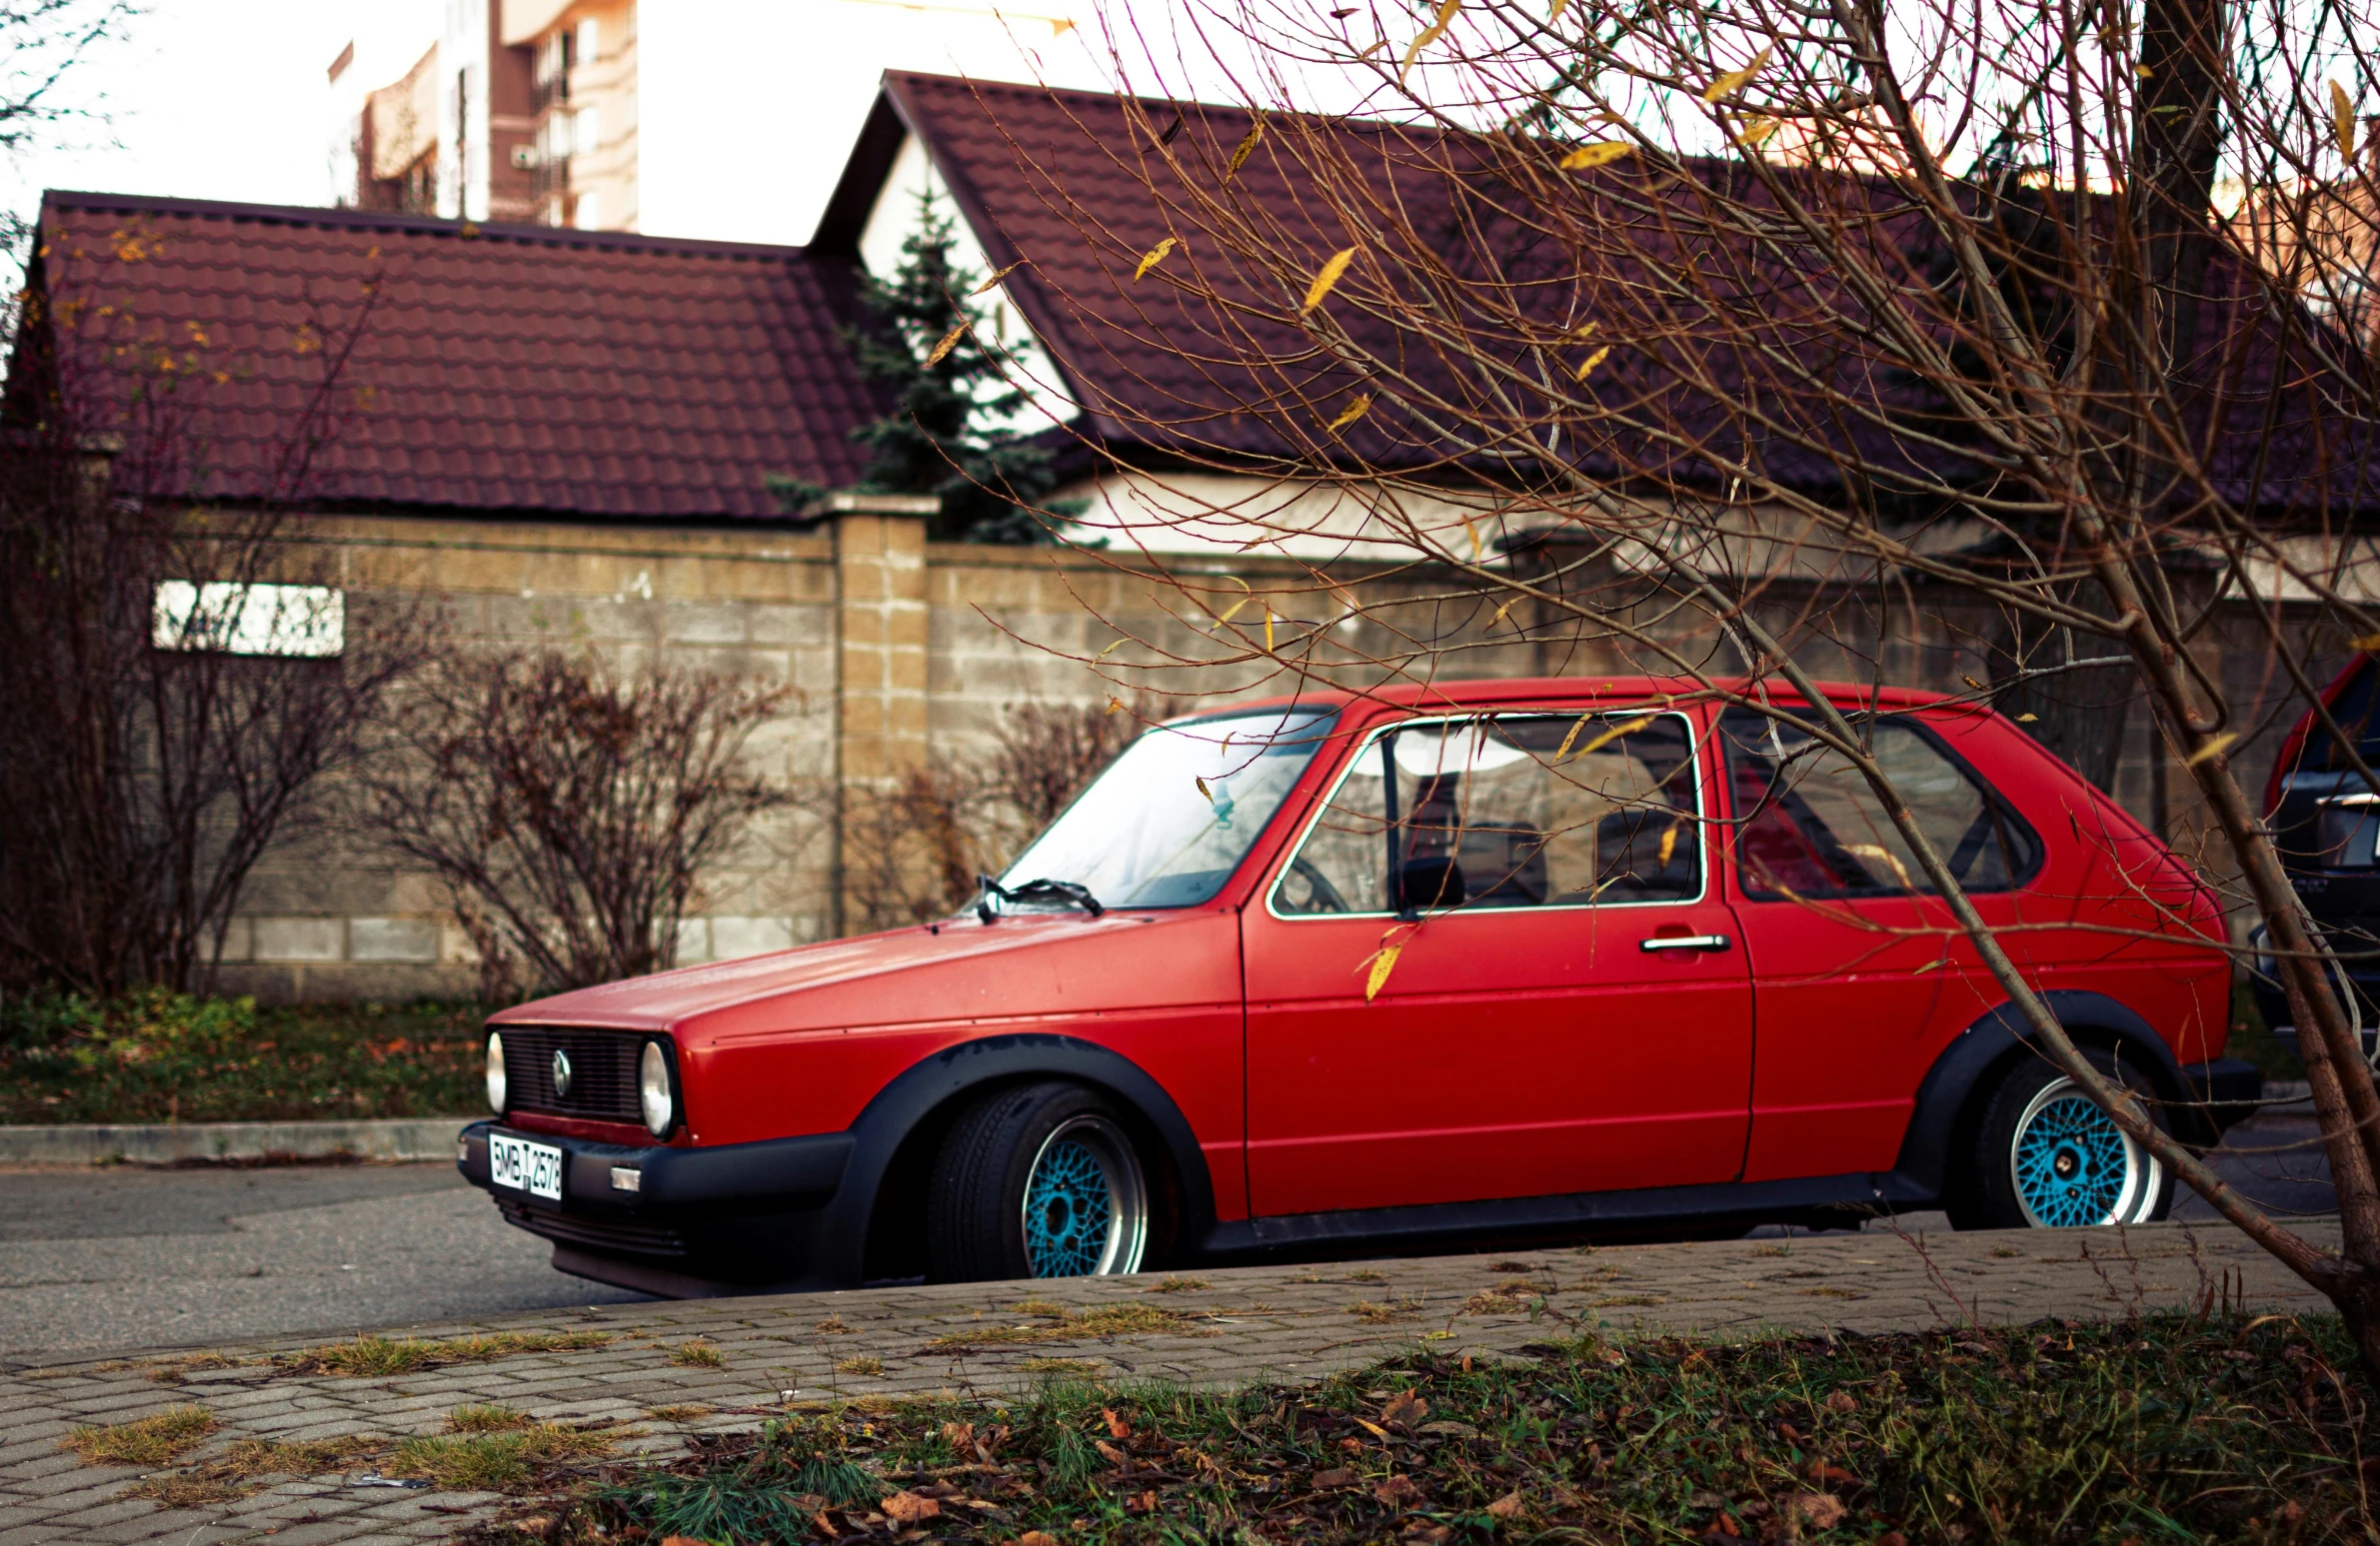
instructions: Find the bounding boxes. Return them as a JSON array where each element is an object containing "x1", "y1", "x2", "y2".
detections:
[{"x1": 0, "y1": 1107, "x2": 2334, "y2": 1359}]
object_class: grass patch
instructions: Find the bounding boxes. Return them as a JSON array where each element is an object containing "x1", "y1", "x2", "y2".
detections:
[
  {"x1": 929, "y1": 1302, "x2": 1203, "y2": 1350},
  {"x1": 1016, "y1": 1357, "x2": 1105, "y2": 1375},
  {"x1": 1144, "y1": 1275, "x2": 1210, "y2": 1294},
  {"x1": 531, "y1": 1312, "x2": 2372, "y2": 1545},
  {"x1": 390, "y1": 1424, "x2": 619, "y2": 1491},
  {"x1": 449, "y1": 1405, "x2": 535, "y2": 1433},
  {"x1": 282, "y1": 1330, "x2": 614, "y2": 1377},
  {"x1": 647, "y1": 1405, "x2": 714, "y2": 1423},
  {"x1": 218, "y1": 1435, "x2": 386, "y2": 1476},
  {"x1": 1, "y1": 991, "x2": 489, "y2": 1124},
  {"x1": 61, "y1": 1405, "x2": 216, "y2": 1466},
  {"x1": 670, "y1": 1341, "x2": 726, "y2": 1368}
]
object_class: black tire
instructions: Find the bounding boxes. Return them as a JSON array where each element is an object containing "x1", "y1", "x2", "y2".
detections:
[
  {"x1": 1946, "y1": 1044, "x2": 2174, "y2": 1230},
  {"x1": 926, "y1": 1081, "x2": 1151, "y2": 1282}
]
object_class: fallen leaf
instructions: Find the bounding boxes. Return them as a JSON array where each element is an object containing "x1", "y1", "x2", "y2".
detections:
[
  {"x1": 1327, "y1": 392, "x2": 1373, "y2": 432},
  {"x1": 661, "y1": 1537, "x2": 712, "y2": 1546},
  {"x1": 1095, "y1": 1439, "x2": 1130, "y2": 1468},
  {"x1": 2336, "y1": 80, "x2": 2359, "y2": 161},
  {"x1": 1704, "y1": 46, "x2": 1771, "y2": 103},
  {"x1": 1019, "y1": 1534, "x2": 1061, "y2": 1546},
  {"x1": 519, "y1": 1524, "x2": 552, "y2": 1538},
  {"x1": 1486, "y1": 1490, "x2": 1524, "y2": 1518},
  {"x1": 1352, "y1": 1415, "x2": 1392, "y2": 1438},
  {"x1": 1311, "y1": 1466, "x2": 1357, "y2": 1488},
  {"x1": 880, "y1": 1491, "x2": 942, "y2": 1524},
  {"x1": 1560, "y1": 140, "x2": 1631, "y2": 170},
  {"x1": 1826, "y1": 1389, "x2": 1857, "y2": 1413},
  {"x1": 943, "y1": 1420, "x2": 975, "y2": 1448},
  {"x1": 1135, "y1": 237, "x2": 1178, "y2": 281},
  {"x1": 1226, "y1": 116, "x2": 1265, "y2": 179},
  {"x1": 1396, "y1": 0, "x2": 1461, "y2": 84},
  {"x1": 1787, "y1": 1492, "x2": 1846, "y2": 1529},
  {"x1": 927, "y1": 323, "x2": 968, "y2": 365},
  {"x1": 1374, "y1": 1474, "x2": 1422, "y2": 1505},
  {"x1": 1104, "y1": 1407, "x2": 1132, "y2": 1438},
  {"x1": 1302, "y1": 246, "x2": 1359, "y2": 313},
  {"x1": 1381, "y1": 1389, "x2": 1428, "y2": 1427}
]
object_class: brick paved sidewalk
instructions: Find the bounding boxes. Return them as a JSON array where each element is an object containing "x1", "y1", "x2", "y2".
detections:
[{"x1": 0, "y1": 1217, "x2": 2339, "y2": 1546}]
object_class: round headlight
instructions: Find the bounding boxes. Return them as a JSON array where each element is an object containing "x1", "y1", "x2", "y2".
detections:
[
  {"x1": 640, "y1": 1040, "x2": 674, "y2": 1137},
  {"x1": 484, "y1": 1032, "x2": 507, "y2": 1114}
]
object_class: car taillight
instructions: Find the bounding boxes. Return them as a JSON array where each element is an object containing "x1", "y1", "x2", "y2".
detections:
[
  {"x1": 485, "y1": 1032, "x2": 507, "y2": 1113},
  {"x1": 640, "y1": 1040, "x2": 674, "y2": 1137}
]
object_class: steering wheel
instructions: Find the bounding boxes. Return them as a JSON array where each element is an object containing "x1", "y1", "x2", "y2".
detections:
[{"x1": 1286, "y1": 855, "x2": 1351, "y2": 913}]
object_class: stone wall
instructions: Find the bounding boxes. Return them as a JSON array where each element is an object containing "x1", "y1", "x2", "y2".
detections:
[{"x1": 209, "y1": 508, "x2": 2335, "y2": 1001}]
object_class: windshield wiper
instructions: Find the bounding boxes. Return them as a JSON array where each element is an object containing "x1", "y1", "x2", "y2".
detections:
[{"x1": 975, "y1": 874, "x2": 1107, "y2": 923}]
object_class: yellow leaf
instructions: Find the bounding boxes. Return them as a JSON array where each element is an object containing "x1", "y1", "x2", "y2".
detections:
[
  {"x1": 1490, "y1": 599, "x2": 1515, "y2": 628},
  {"x1": 1552, "y1": 711, "x2": 1593, "y2": 762},
  {"x1": 2135, "y1": 63, "x2": 2153, "y2": 78},
  {"x1": 1562, "y1": 713, "x2": 1656, "y2": 762},
  {"x1": 1573, "y1": 344, "x2": 1611, "y2": 381},
  {"x1": 2184, "y1": 732, "x2": 2238, "y2": 767},
  {"x1": 971, "y1": 260, "x2": 1027, "y2": 295},
  {"x1": 1196, "y1": 775, "x2": 1213, "y2": 801},
  {"x1": 1363, "y1": 942, "x2": 1403, "y2": 1000},
  {"x1": 1107, "y1": 697, "x2": 1125, "y2": 714},
  {"x1": 1844, "y1": 842, "x2": 1915, "y2": 890},
  {"x1": 1351, "y1": 1415, "x2": 1392, "y2": 1436},
  {"x1": 2336, "y1": 80, "x2": 2360, "y2": 161},
  {"x1": 1302, "y1": 246, "x2": 1358, "y2": 313},
  {"x1": 1226, "y1": 116, "x2": 1265, "y2": 180},
  {"x1": 1263, "y1": 609, "x2": 1276, "y2": 652},
  {"x1": 1358, "y1": 36, "x2": 1388, "y2": 58},
  {"x1": 1210, "y1": 596, "x2": 1251, "y2": 628},
  {"x1": 1396, "y1": 0, "x2": 1461, "y2": 85},
  {"x1": 1736, "y1": 115, "x2": 1781, "y2": 148},
  {"x1": 1570, "y1": 319, "x2": 1600, "y2": 340},
  {"x1": 1703, "y1": 46, "x2": 1771, "y2": 103},
  {"x1": 2016, "y1": 712, "x2": 2039, "y2": 723},
  {"x1": 1656, "y1": 823, "x2": 1678, "y2": 867},
  {"x1": 1327, "y1": 392, "x2": 1374, "y2": 432},
  {"x1": 1099, "y1": 638, "x2": 1127, "y2": 657},
  {"x1": 1549, "y1": 0, "x2": 1567, "y2": 18},
  {"x1": 1560, "y1": 140, "x2": 1631, "y2": 170},
  {"x1": 2353, "y1": 633, "x2": 2380, "y2": 651},
  {"x1": 1136, "y1": 237, "x2": 1178, "y2": 281},
  {"x1": 927, "y1": 323, "x2": 968, "y2": 365}
]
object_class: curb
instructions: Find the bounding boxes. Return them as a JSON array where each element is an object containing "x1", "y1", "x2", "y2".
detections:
[{"x1": 0, "y1": 1116, "x2": 475, "y2": 1165}]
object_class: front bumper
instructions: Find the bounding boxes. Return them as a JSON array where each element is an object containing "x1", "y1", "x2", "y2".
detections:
[{"x1": 458, "y1": 1119, "x2": 855, "y2": 1291}]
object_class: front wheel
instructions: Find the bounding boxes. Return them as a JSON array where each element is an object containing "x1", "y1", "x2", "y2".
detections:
[
  {"x1": 1947, "y1": 1046, "x2": 2173, "y2": 1230},
  {"x1": 926, "y1": 1082, "x2": 1152, "y2": 1281}
]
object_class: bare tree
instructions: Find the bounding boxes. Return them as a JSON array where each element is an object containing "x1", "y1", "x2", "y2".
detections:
[
  {"x1": 361, "y1": 650, "x2": 796, "y2": 999},
  {"x1": 0, "y1": 249, "x2": 436, "y2": 995},
  {"x1": 946, "y1": 0, "x2": 2380, "y2": 1359}
]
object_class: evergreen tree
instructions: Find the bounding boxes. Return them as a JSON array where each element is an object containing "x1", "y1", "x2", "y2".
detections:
[{"x1": 778, "y1": 194, "x2": 1058, "y2": 544}]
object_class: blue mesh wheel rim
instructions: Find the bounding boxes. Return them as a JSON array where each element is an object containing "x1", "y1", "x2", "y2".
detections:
[
  {"x1": 1020, "y1": 1115, "x2": 1147, "y2": 1277},
  {"x1": 2010, "y1": 1081, "x2": 2153, "y2": 1227}
]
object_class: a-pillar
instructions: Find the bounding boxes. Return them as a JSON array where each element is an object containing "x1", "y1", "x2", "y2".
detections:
[{"x1": 831, "y1": 493, "x2": 937, "y2": 935}]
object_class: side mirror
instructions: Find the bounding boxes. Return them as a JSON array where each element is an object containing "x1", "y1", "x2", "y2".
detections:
[{"x1": 1393, "y1": 853, "x2": 1466, "y2": 912}]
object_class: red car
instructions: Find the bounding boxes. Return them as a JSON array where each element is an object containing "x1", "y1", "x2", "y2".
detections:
[{"x1": 460, "y1": 679, "x2": 2259, "y2": 1295}]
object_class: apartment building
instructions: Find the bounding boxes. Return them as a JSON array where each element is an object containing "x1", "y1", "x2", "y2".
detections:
[{"x1": 327, "y1": 0, "x2": 1095, "y2": 246}]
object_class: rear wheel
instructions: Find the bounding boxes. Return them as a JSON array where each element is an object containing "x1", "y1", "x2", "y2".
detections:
[
  {"x1": 1948, "y1": 1046, "x2": 2172, "y2": 1230},
  {"x1": 926, "y1": 1082, "x2": 1151, "y2": 1281}
]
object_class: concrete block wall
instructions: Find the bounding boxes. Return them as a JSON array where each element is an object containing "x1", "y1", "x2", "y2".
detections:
[{"x1": 208, "y1": 507, "x2": 2325, "y2": 1002}]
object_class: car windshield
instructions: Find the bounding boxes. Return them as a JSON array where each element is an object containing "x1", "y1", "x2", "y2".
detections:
[{"x1": 993, "y1": 709, "x2": 1338, "y2": 909}]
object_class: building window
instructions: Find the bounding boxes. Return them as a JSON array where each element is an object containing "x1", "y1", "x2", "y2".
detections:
[
  {"x1": 574, "y1": 106, "x2": 599, "y2": 155},
  {"x1": 152, "y1": 582, "x2": 345, "y2": 658},
  {"x1": 573, "y1": 190, "x2": 601, "y2": 229}
]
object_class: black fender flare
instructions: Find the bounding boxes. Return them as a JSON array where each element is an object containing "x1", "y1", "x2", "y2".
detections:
[
  {"x1": 1890, "y1": 988, "x2": 2192, "y2": 1196},
  {"x1": 803, "y1": 1032, "x2": 1217, "y2": 1285}
]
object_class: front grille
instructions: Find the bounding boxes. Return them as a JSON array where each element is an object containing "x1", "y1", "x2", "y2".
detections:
[
  {"x1": 500, "y1": 1026, "x2": 644, "y2": 1123},
  {"x1": 498, "y1": 1198, "x2": 687, "y2": 1259}
]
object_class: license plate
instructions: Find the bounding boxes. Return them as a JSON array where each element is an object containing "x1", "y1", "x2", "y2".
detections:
[{"x1": 488, "y1": 1132, "x2": 565, "y2": 1201}]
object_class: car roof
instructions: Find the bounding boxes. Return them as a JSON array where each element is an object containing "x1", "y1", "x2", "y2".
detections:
[{"x1": 1169, "y1": 676, "x2": 1969, "y2": 726}]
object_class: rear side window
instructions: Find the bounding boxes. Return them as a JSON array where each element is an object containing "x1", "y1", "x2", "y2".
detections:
[{"x1": 1719, "y1": 709, "x2": 2041, "y2": 899}]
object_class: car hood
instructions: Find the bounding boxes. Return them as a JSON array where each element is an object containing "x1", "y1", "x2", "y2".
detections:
[{"x1": 486, "y1": 908, "x2": 1240, "y2": 1047}]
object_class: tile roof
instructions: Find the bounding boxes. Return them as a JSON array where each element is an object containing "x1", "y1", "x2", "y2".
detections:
[
  {"x1": 871, "y1": 72, "x2": 2380, "y2": 515},
  {"x1": 11, "y1": 191, "x2": 885, "y2": 519}
]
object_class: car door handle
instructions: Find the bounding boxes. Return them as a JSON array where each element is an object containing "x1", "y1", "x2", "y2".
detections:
[{"x1": 1639, "y1": 933, "x2": 1732, "y2": 952}]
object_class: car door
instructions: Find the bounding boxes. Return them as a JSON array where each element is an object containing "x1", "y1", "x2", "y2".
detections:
[
  {"x1": 1715, "y1": 705, "x2": 2046, "y2": 1181},
  {"x1": 1241, "y1": 706, "x2": 1753, "y2": 1217}
]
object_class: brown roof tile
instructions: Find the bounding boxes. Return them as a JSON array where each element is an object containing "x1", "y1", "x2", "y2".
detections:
[{"x1": 12, "y1": 191, "x2": 885, "y2": 519}]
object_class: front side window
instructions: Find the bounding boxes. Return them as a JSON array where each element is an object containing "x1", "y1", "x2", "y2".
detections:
[
  {"x1": 994, "y1": 709, "x2": 1337, "y2": 910},
  {"x1": 1720, "y1": 708, "x2": 2041, "y2": 898},
  {"x1": 1271, "y1": 712, "x2": 1704, "y2": 916}
]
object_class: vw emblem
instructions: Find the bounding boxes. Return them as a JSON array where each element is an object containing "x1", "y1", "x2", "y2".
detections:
[{"x1": 551, "y1": 1049, "x2": 574, "y2": 1101}]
